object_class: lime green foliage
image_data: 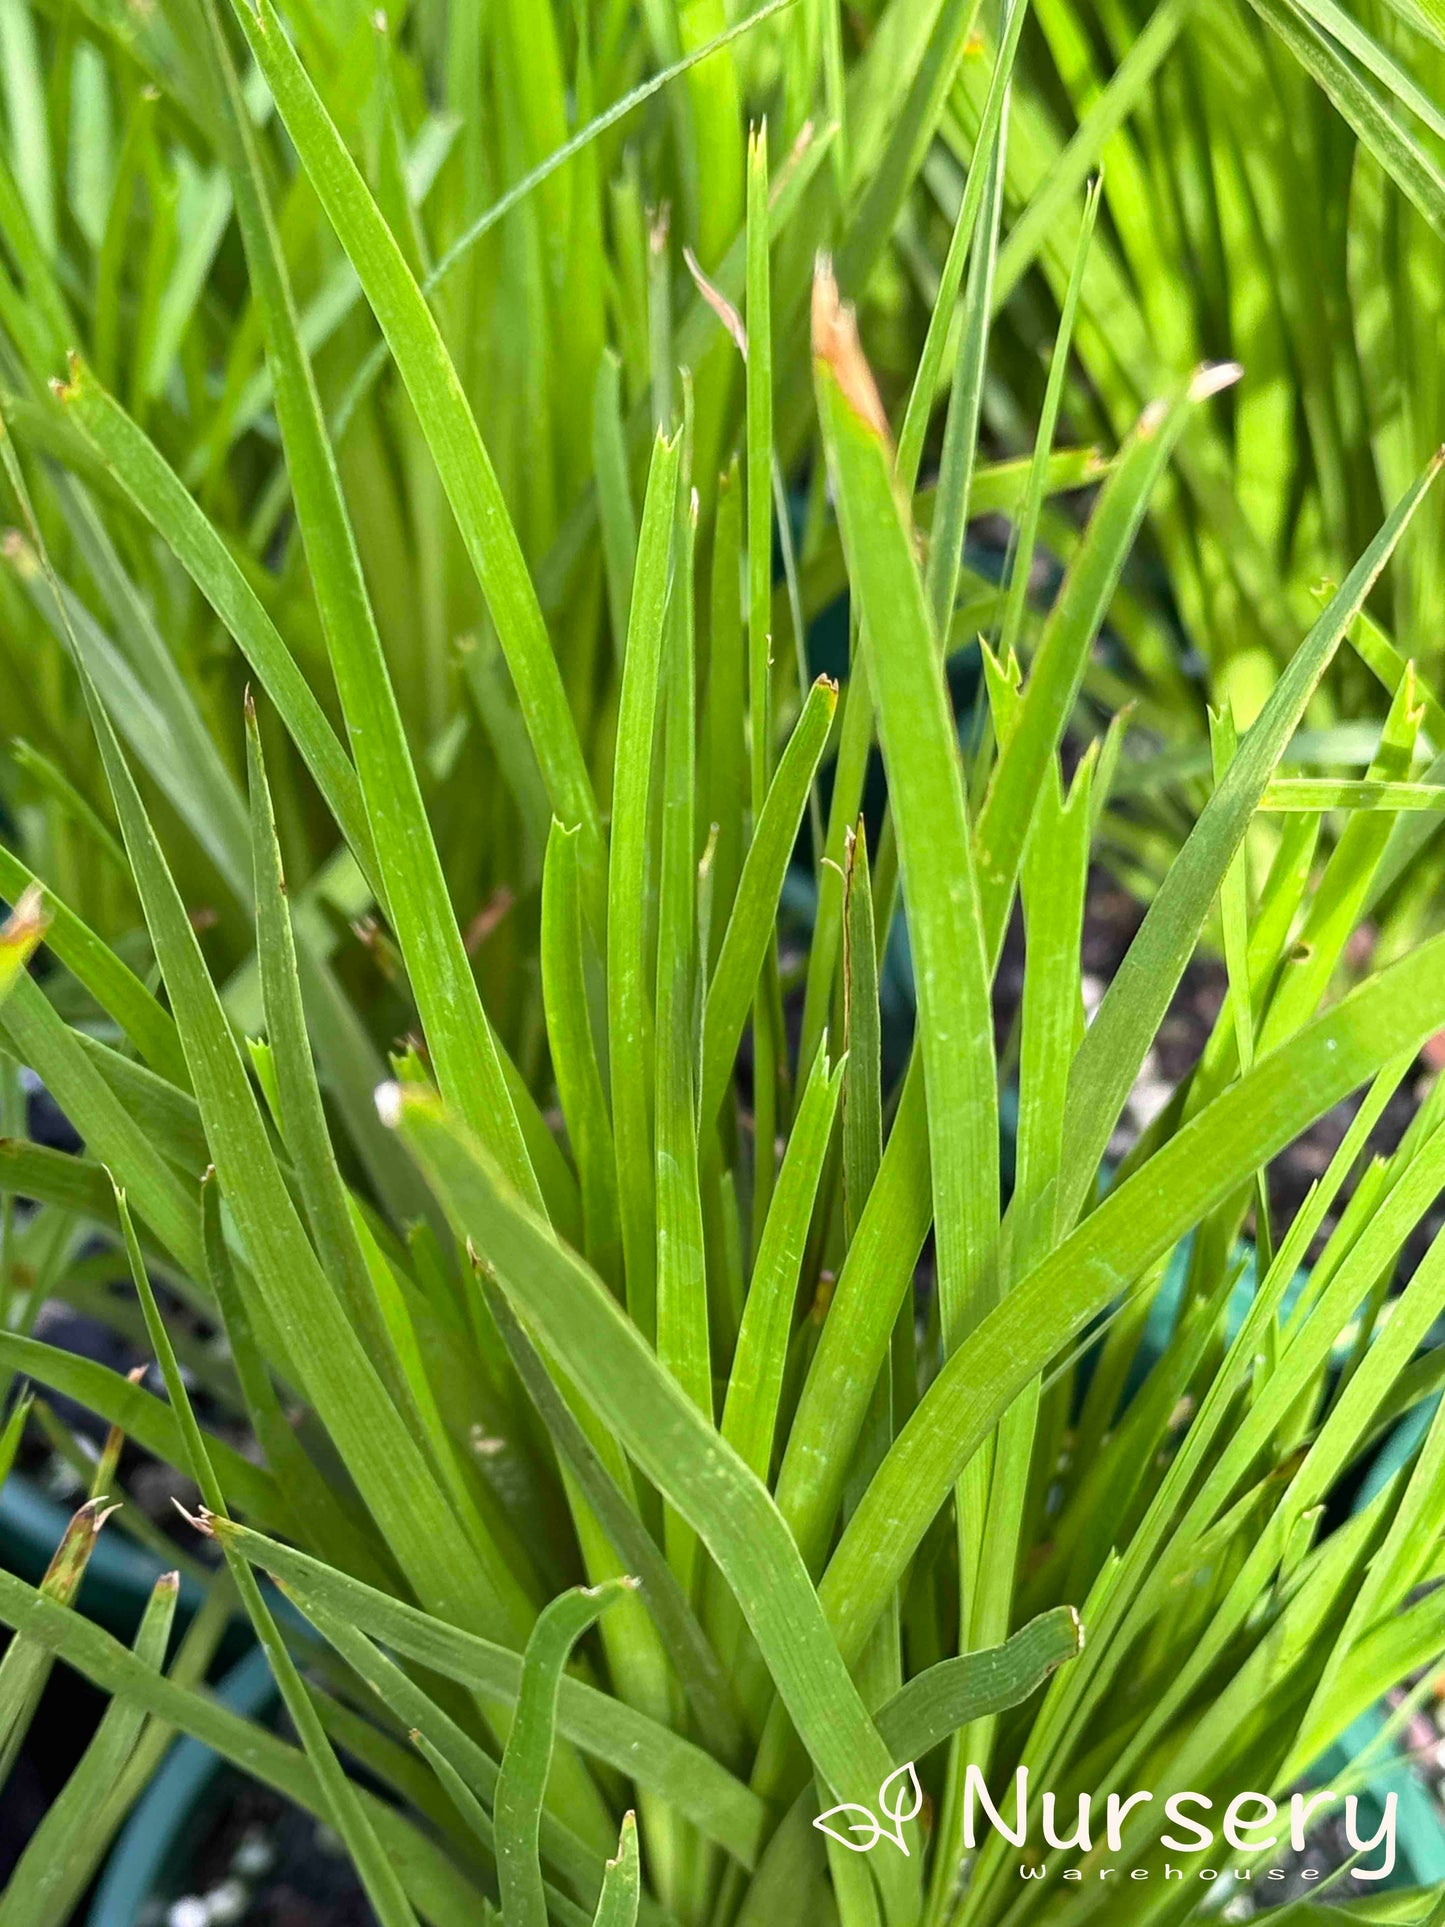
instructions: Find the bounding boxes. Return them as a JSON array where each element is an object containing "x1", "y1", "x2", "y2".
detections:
[{"x1": 1, "y1": 0, "x2": 1445, "y2": 1922}]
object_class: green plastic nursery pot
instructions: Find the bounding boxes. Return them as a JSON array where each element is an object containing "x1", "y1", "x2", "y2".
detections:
[{"x1": 87, "y1": 1644, "x2": 277, "y2": 1927}]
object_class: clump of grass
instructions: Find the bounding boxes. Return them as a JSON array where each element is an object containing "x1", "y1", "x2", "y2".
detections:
[{"x1": 2, "y1": 0, "x2": 1445, "y2": 1923}]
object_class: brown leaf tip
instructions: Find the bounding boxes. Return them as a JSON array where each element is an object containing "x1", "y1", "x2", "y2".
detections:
[
  {"x1": 684, "y1": 247, "x2": 748, "y2": 360},
  {"x1": 811, "y1": 256, "x2": 890, "y2": 445},
  {"x1": 172, "y1": 1497, "x2": 215, "y2": 1537}
]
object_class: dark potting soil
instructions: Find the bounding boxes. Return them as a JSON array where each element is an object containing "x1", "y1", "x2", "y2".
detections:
[
  {"x1": 0, "y1": 1647, "x2": 108, "y2": 1884},
  {"x1": 161, "y1": 1777, "x2": 379, "y2": 1926}
]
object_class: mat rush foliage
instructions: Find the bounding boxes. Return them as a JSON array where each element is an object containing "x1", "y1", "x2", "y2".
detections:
[{"x1": 4, "y1": 0, "x2": 1445, "y2": 1922}]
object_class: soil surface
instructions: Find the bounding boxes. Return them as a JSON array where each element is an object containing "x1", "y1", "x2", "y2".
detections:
[{"x1": 163, "y1": 1776, "x2": 378, "y2": 1926}]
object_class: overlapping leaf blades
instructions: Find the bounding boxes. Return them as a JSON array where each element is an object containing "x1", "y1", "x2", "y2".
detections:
[{"x1": 1, "y1": 0, "x2": 1445, "y2": 1923}]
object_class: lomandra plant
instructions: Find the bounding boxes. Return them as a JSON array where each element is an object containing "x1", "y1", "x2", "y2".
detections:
[{"x1": 4, "y1": 0, "x2": 1445, "y2": 1924}]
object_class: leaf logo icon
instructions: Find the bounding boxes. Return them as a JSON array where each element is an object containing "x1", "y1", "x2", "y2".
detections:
[
  {"x1": 813, "y1": 1803, "x2": 883, "y2": 1853},
  {"x1": 879, "y1": 1762, "x2": 924, "y2": 1838},
  {"x1": 812, "y1": 1763, "x2": 922, "y2": 1856}
]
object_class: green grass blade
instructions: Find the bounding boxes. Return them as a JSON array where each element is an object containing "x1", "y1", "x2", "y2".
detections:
[
  {"x1": 896, "y1": 0, "x2": 1029, "y2": 492},
  {"x1": 385, "y1": 1084, "x2": 920, "y2": 1919},
  {"x1": 1061, "y1": 450, "x2": 1444, "y2": 1221},
  {"x1": 496, "y1": 1579, "x2": 636, "y2": 1927},
  {"x1": 836, "y1": 0, "x2": 982, "y2": 296},
  {"x1": 485, "y1": 1279, "x2": 748, "y2": 1764},
  {"x1": 71, "y1": 1032, "x2": 206, "y2": 1174},
  {"x1": 744, "y1": 125, "x2": 783, "y2": 1246},
  {"x1": 543, "y1": 819, "x2": 623, "y2": 1285},
  {"x1": 0, "y1": 845, "x2": 186, "y2": 1084},
  {"x1": 458, "y1": 631, "x2": 553, "y2": 882},
  {"x1": 424, "y1": 0, "x2": 795, "y2": 300},
  {"x1": 959, "y1": 759, "x2": 1091, "y2": 1777},
  {"x1": 210, "y1": 1516, "x2": 767, "y2": 1865},
  {"x1": 74, "y1": 625, "x2": 542, "y2": 1648},
  {"x1": 720, "y1": 1042, "x2": 844, "y2": 1482},
  {"x1": 993, "y1": 0, "x2": 1195, "y2": 305},
  {"x1": 655, "y1": 496, "x2": 710, "y2": 1426},
  {"x1": 771, "y1": 1057, "x2": 930, "y2": 1575},
  {"x1": 1248, "y1": 0, "x2": 1445, "y2": 237},
  {"x1": 245, "y1": 697, "x2": 413, "y2": 1414},
  {"x1": 405, "y1": 1723, "x2": 599, "y2": 1927},
  {"x1": 198, "y1": 1171, "x2": 384, "y2": 1582},
  {"x1": 1261, "y1": 778, "x2": 1445, "y2": 809},
  {"x1": 976, "y1": 366, "x2": 1240, "y2": 964},
  {"x1": 0, "y1": 1564, "x2": 492, "y2": 1927},
  {"x1": 841, "y1": 827, "x2": 881, "y2": 1240},
  {"x1": 924, "y1": 99, "x2": 1006, "y2": 638},
  {"x1": 1258, "y1": 668, "x2": 1423, "y2": 1051},
  {"x1": 0, "y1": 1, "x2": 56, "y2": 260},
  {"x1": 6, "y1": 740, "x2": 128, "y2": 877},
  {"x1": 594, "y1": 351, "x2": 638, "y2": 656},
  {"x1": 822, "y1": 923, "x2": 1445, "y2": 1672},
  {"x1": 183, "y1": 0, "x2": 537, "y2": 1198},
  {"x1": 746, "y1": 123, "x2": 773, "y2": 816},
  {"x1": 0, "y1": 1496, "x2": 112, "y2": 1785},
  {"x1": 0, "y1": 1389, "x2": 30, "y2": 1487},
  {"x1": 609, "y1": 425, "x2": 682, "y2": 1343},
  {"x1": 231, "y1": 0, "x2": 605, "y2": 893},
  {"x1": 875, "y1": 1605, "x2": 1083, "y2": 1760},
  {"x1": 300, "y1": 1596, "x2": 613, "y2": 1911},
  {"x1": 815, "y1": 269, "x2": 998, "y2": 1362},
  {"x1": 0, "y1": 970, "x2": 204, "y2": 1276},
  {"x1": 700, "y1": 674, "x2": 837, "y2": 1128},
  {"x1": 705, "y1": 459, "x2": 747, "y2": 967},
  {"x1": 0, "y1": 1568, "x2": 179, "y2": 1927},
  {"x1": 997, "y1": 178, "x2": 1101, "y2": 664},
  {"x1": 115, "y1": 1182, "x2": 423, "y2": 1927},
  {"x1": 58, "y1": 360, "x2": 380, "y2": 899},
  {"x1": 0, "y1": 1329, "x2": 287, "y2": 1526},
  {"x1": 9, "y1": 534, "x2": 251, "y2": 903},
  {"x1": 593, "y1": 1813, "x2": 642, "y2": 1927}
]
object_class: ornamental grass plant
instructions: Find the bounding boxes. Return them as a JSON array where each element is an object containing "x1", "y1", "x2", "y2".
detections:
[{"x1": 3, "y1": 0, "x2": 1445, "y2": 1923}]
